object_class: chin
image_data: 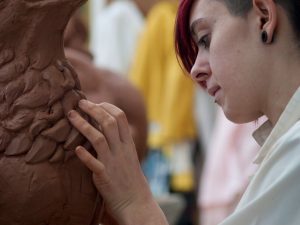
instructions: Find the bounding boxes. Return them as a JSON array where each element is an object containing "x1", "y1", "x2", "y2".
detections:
[{"x1": 223, "y1": 109, "x2": 259, "y2": 124}]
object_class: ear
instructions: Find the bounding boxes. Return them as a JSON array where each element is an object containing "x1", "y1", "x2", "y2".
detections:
[{"x1": 252, "y1": 0, "x2": 277, "y2": 43}]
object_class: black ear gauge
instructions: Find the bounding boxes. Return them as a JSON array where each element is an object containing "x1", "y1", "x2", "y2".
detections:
[{"x1": 261, "y1": 30, "x2": 268, "y2": 43}]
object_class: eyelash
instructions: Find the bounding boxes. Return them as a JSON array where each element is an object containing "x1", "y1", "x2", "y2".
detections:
[{"x1": 198, "y1": 34, "x2": 210, "y2": 49}]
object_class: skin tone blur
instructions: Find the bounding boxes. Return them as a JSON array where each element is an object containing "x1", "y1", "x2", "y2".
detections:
[{"x1": 68, "y1": 0, "x2": 300, "y2": 224}]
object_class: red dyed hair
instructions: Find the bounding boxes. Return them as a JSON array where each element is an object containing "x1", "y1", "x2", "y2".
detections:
[{"x1": 175, "y1": 0, "x2": 197, "y2": 74}]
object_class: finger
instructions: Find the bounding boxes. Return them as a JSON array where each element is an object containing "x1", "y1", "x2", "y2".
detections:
[
  {"x1": 99, "y1": 102, "x2": 133, "y2": 144},
  {"x1": 76, "y1": 147, "x2": 112, "y2": 197},
  {"x1": 78, "y1": 100, "x2": 122, "y2": 149},
  {"x1": 82, "y1": 141, "x2": 110, "y2": 163},
  {"x1": 68, "y1": 110, "x2": 110, "y2": 157},
  {"x1": 75, "y1": 146, "x2": 106, "y2": 175}
]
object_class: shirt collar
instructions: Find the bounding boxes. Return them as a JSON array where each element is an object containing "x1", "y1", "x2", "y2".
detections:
[
  {"x1": 253, "y1": 87, "x2": 300, "y2": 164},
  {"x1": 252, "y1": 120, "x2": 273, "y2": 147}
]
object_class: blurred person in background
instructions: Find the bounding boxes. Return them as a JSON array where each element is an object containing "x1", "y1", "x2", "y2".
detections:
[
  {"x1": 198, "y1": 109, "x2": 260, "y2": 225},
  {"x1": 133, "y1": 0, "x2": 161, "y2": 16},
  {"x1": 90, "y1": 0, "x2": 159, "y2": 76},
  {"x1": 129, "y1": 1, "x2": 198, "y2": 224}
]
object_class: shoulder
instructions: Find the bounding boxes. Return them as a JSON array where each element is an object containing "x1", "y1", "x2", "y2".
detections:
[
  {"x1": 279, "y1": 120, "x2": 300, "y2": 142},
  {"x1": 262, "y1": 121, "x2": 300, "y2": 177},
  {"x1": 270, "y1": 120, "x2": 300, "y2": 162},
  {"x1": 148, "y1": 1, "x2": 177, "y2": 17},
  {"x1": 105, "y1": 72, "x2": 145, "y2": 110},
  {"x1": 145, "y1": 1, "x2": 177, "y2": 29},
  {"x1": 103, "y1": 72, "x2": 142, "y2": 104},
  {"x1": 243, "y1": 121, "x2": 300, "y2": 196},
  {"x1": 222, "y1": 121, "x2": 300, "y2": 225},
  {"x1": 65, "y1": 48, "x2": 92, "y2": 68},
  {"x1": 104, "y1": 1, "x2": 143, "y2": 20}
]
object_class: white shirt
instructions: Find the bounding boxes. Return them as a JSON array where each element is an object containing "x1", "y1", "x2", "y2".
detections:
[
  {"x1": 220, "y1": 87, "x2": 300, "y2": 225},
  {"x1": 90, "y1": 0, "x2": 144, "y2": 76}
]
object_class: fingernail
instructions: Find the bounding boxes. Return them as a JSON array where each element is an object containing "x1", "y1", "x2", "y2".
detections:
[
  {"x1": 68, "y1": 110, "x2": 76, "y2": 118},
  {"x1": 75, "y1": 146, "x2": 84, "y2": 155},
  {"x1": 79, "y1": 99, "x2": 88, "y2": 107}
]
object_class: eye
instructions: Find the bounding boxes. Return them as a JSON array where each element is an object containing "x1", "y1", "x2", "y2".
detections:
[{"x1": 198, "y1": 34, "x2": 210, "y2": 49}]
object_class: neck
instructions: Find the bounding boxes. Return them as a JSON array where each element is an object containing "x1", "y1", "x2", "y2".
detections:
[
  {"x1": 260, "y1": 5, "x2": 300, "y2": 126},
  {"x1": 263, "y1": 52, "x2": 300, "y2": 126}
]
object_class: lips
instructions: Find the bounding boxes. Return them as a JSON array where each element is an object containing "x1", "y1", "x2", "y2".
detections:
[{"x1": 208, "y1": 86, "x2": 221, "y2": 97}]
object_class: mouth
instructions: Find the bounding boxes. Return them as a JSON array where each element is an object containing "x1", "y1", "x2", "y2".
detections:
[{"x1": 208, "y1": 86, "x2": 221, "y2": 97}]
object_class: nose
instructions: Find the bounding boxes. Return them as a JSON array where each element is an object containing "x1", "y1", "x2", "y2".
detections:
[{"x1": 190, "y1": 52, "x2": 211, "y2": 88}]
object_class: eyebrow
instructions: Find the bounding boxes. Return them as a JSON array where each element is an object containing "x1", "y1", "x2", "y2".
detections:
[{"x1": 190, "y1": 18, "x2": 208, "y2": 36}]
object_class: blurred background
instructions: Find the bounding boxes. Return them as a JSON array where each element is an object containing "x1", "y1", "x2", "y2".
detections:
[{"x1": 66, "y1": 1, "x2": 262, "y2": 224}]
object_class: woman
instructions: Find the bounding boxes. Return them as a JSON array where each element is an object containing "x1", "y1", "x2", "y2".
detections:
[{"x1": 68, "y1": 0, "x2": 300, "y2": 224}]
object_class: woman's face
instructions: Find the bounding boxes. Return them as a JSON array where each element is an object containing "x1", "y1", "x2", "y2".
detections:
[{"x1": 189, "y1": 0, "x2": 267, "y2": 123}]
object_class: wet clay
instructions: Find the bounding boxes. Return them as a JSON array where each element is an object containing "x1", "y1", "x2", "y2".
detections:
[{"x1": 0, "y1": 0, "x2": 102, "y2": 224}]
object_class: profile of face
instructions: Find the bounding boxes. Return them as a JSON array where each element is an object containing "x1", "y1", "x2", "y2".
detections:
[{"x1": 188, "y1": 0, "x2": 275, "y2": 123}]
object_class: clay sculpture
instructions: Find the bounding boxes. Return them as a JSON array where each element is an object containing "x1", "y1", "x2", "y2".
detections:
[{"x1": 0, "y1": 0, "x2": 102, "y2": 224}]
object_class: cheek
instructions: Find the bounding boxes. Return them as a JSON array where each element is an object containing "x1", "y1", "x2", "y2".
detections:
[
  {"x1": 210, "y1": 49, "x2": 241, "y2": 89},
  {"x1": 210, "y1": 37, "x2": 252, "y2": 92},
  {"x1": 209, "y1": 23, "x2": 251, "y2": 84}
]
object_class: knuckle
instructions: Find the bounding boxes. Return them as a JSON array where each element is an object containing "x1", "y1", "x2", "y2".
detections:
[
  {"x1": 99, "y1": 102, "x2": 109, "y2": 107},
  {"x1": 88, "y1": 103, "x2": 97, "y2": 111},
  {"x1": 102, "y1": 117, "x2": 116, "y2": 128},
  {"x1": 82, "y1": 154, "x2": 93, "y2": 164},
  {"x1": 81, "y1": 122, "x2": 91, "y2": 132},
  {"x1": 94, "y1": 163, "x2": 105, "y2": 174},
  {"x1": 115, "y1": 111, "x2": 126, "y2": 120},
  {"x1": 93, "y1": 135, "x2": 106, "y2": 146},
  {"x1": 85, "y1": 157, "x2": 93, "y2": 165}
]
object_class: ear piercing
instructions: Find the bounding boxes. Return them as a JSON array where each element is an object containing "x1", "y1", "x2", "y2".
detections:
[{"x1": 261, "y1": 31, "x2": 268, "y2": 43}]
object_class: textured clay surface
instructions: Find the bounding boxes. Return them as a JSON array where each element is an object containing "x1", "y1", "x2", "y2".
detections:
[{"x1": 0, "y1": 0, "x2": 102, "y2": 224}]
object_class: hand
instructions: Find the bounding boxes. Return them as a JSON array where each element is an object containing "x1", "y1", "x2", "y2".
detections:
[{"x1": 67, "y1": 100, "x2": 153, "y2": 223}]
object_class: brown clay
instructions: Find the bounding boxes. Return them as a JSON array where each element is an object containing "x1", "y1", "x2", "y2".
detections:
[{"x1": 0, "y1": 0, "x2": 102, "y2": 224}]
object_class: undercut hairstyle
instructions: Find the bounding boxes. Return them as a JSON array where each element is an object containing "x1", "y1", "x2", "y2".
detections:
[
  {"x1": 220, "y1": 0, "x2": 252, "y2": 15},
  {"x1": 175, "y1": 0, "x2": 300, "y2": 73}
]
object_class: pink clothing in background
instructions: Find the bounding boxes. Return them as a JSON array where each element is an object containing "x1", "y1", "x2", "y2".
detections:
[{"x1": 199, "y1": 110, "x2": 262, "y2": 225}]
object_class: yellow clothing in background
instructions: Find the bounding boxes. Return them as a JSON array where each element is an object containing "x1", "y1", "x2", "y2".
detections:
[{"x1": 130, "y1": 1, "x2": 197, "y2": 148}]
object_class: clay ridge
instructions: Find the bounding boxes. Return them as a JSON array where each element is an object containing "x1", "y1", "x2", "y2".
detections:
[{"x1": 0, "y1": 54, "x2": 88, "y2": 164}]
